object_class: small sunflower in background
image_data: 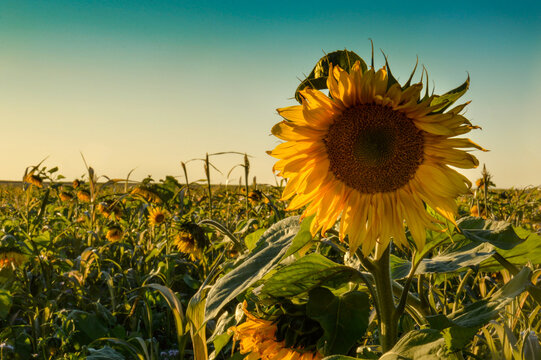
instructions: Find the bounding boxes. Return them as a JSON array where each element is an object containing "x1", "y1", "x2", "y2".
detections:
[
  {"x1": 24, "y1": 173, "x2": 43, "y2": 188},
  {"x1": 230, "y1": 303, "x2": 323, "y2": 360},
  {"x1": 173, "y1": 223, "x2": 206, "y2": 261},
  {"x1": 106, "y1": 226, "x2": 123, "y2": 242},
  {"x1": 248, "y1": 190, "x2": 263, "y2": 206},
  {"x1": 270, "y1": 51, "x2": 485, "y2": 256},
  {"x1": 72, "y1": 179, "x2": 81, "y2": 189},
  {"x1": 0, "y1": 250, "x2": 27, "y2": 270},
  {"x1": 148, "y1": 207, "x2": 167, "y2": 227},
  {"x1": 77, "y1": 190, "x2": 91, "y2": 202},
  {"x1": 59, "y1": 191, "x2": 73, "y2": 202},
  {"x1": 96, "y1": 201, "x2": 123, "y2": 219}
]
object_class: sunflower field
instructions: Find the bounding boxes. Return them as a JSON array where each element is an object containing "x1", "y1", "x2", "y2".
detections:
[{"x1": 1, "y1": 50, "x2": 541, "y2": 360}]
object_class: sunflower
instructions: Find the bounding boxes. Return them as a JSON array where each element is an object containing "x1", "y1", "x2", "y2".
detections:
[
  {"x1": 173, "y1": 223, "x2": 206, "y2": 260},
  {"x1": 0, "y1": 251, "x2": 27, "y2": 270},
  {"x1": 59, "y1": 191, "x2": 73, "y2": 202},
  {"x1": 148, "y1": 207, "x2": 167, "y2": 226},
  {"x1": 24, "y1": 173, "x2": 43, "y2": 188},
  {"x1": 248, "y1": 190, "x2": 263, "y2": 206},
  {"x1": 106, "y1": 227, "x2": 123, "y2": 242},
  {"x1": 77, "y1": 190, "x2": 91, "y2": 202},
  {"x1": 230, "y1": 307, "x2": 322, "y2": 360},
  {"x1": 270, "y1": 58, "x2": 484, "y2": 256},
  {"x1": 97, "y1": 201, "x2": 123, "y2": 219}
]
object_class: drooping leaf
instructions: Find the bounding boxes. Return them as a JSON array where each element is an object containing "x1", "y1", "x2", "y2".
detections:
[
  {"x1": 307, "y1": 287, "x2": 370, "y2": 356},
  {"x1": 380, "y1": 330, "x2": 453, "y2": 360},
  {"x1": 187, "y1": 287, "x2": 209, "y2": 360},
  {"x1": 295, "y1": 50, "x2": 366, "y2": 103},
  {"x1": 457, "y1": 216, "x2": 524, "y2": 250},
  {"x1": 205, "y1": 216, "x2": 302, "y2": 321},
  {"x1": 391, "y1": 242, "x2": 496, "y2": 279},
  {"x1": 260, "y1": 253, "x2": 362, "y2": 299}
]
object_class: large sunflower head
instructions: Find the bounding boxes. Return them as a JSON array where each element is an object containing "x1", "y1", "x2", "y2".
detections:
[
  {"x1": 173, "y1": 223, "x2": 206, "y2": 260},
  {"x1": 270, "y1": 51, "x2": 485, "y2": 257}
]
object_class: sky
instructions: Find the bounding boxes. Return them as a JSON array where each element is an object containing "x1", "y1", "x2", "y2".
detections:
[{"x1": 0, "y1": 0, "x2": 540, "y2": 188}]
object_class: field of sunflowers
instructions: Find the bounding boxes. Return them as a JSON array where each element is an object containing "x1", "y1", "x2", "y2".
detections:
[{"x1": 1, "y1": 50, "x2": 541, "y2": 360}]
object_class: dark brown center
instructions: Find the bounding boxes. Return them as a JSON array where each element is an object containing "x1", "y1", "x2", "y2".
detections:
[{"x1": 324, "y1": 104, "x2": 424, "y2": 193}]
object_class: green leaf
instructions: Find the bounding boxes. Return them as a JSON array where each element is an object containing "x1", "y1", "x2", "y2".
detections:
[
  {"x1": 457, "y1": 216, "x2": 524, "y2": 250},
  {"x1": 0, "y1": 289, "x2": 12, "y2": 319},
  {"x1": 390, "y1": 242, "x2": 496, "y2": 279},
  {"x1": 480, "y1": 228, "x2": 541, "y2": 271},
  {"x1": 244, "y1": 228, "x2": 266, "y2": 251},
  {"x1": 307, "y1": 287, "x2": 369, "y2": 356},
  {"x1": 380, "y1": 330, "x2": 453, "y2": 360},
  {"x1": 260, "y1": 253, "x2": 362, "y2": 299},
  {"x1": 87, "y1": 346, "x2": 126, "y2": 360},
  {"x1": 144, "y1": 284, "x2": 186, "y2": 338},
  {"x1": 282, "y1": 214, "x2": 314, "y2": 259},
  {"x1": 441, "y1": 326, "x2": 479, "y2": 353},
  {"x1": 205, "y1": 216, "x2": 302, "y2": 321},
  {"x1": 295, "y1": 50, "x2": 366, "y2": 103},
  {"x1": 429, "y1": 76, "x2": 469, "y2": 113},
  {"x1": 73, "y1": 311, "x2": 108, "y2": 342}
]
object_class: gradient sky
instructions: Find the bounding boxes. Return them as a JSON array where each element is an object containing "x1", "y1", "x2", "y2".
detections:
[{"x1": 1, "y1": 0, "x2": 540, "y2": 187}]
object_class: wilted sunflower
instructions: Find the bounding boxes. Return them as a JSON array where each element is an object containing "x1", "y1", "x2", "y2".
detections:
[
  {"x1": 148, "y1": 207, "x2": 167, "y2": 226},
  {"x1": 59, "y1": 191, "x2": 73, "y2": 202},
  {"x1": 106, "y1": 227, "x2": 123, "y2": 242},
  {"x1": 24, "y1": 173, "x2": 43, "y2": 188},
  {"x1": 230, "y1": 307, "x2": 322, "y2": 360},
  {"x1": 173, "y1": 223, "x2": 206, "y2": 260},
  {"x1": 270, "y1": 57, "x2": 485, "y2": 256},
  {"x1": 77, "y1": 190, "x2": 91, "y2": 202},
  {"x1": 131, "y1": 185, "x2": 162, "y2": 203}
]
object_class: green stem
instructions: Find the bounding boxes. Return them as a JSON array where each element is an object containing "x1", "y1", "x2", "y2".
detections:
[{"x1": 371, "y1": 245, "x2": 398, "y2": 352}]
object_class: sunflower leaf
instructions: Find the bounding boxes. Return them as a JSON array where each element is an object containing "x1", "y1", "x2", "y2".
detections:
[
  {"x1": 205, "y1": 216, "x2": 301, "y2": 321},
  {"x1": 307, "y1": 287, "x2": 369, "y2": 356},
  {"x1": 457, "y1": 216, "x2": 525, "y2": 250},
  {"x1": 295, "y1": 50, "x2": 366, "y2": 103},
  {"x1": 379, "y1": 329, "x2": 451, "y2": 360},
  {"x1": 260, "y1": 253, "x2": 362, "y2": 299},
  {"x1": 390, "y1": 242, "x2": 496, "y2": 279},
  {"x1": 479, "y1": 228, "x2": 541, "y2": 271}
]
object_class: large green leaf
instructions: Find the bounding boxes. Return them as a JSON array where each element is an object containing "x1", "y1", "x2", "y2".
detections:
[
  {"x1": 260, "y1": 253, "x2": 362, "y2": 299},
  {"x1": 480, "y1": 228, "x2": 541, "y2": 271},
  {"x1": 391, "y1": 242, "x2": 496, "y2": 279},
  {"x1": 307, "y1": 287, "x2": 370, "y2": 356},
  {"x1": 457, "y1": 216, "x2": 524, "y2": 250},
  {"x1": 380, "y1": 330, "x2": 454, "y2": 360},
  {"x1": 205, "y1": 216, "x2": 302, "y2": 321},
  {"x1": 295, "y1": 50, "x2": 366, "y2": 103}
]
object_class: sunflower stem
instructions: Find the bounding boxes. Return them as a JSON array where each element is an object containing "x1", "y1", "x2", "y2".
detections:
[{"x1": 371, "y1": 245, "x2": 398, "y2": 353}]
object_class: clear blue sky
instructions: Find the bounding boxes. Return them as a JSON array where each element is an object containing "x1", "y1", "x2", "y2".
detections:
[{"x1": 1, "y1": 0, "x2": 540, "y2": 187}]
